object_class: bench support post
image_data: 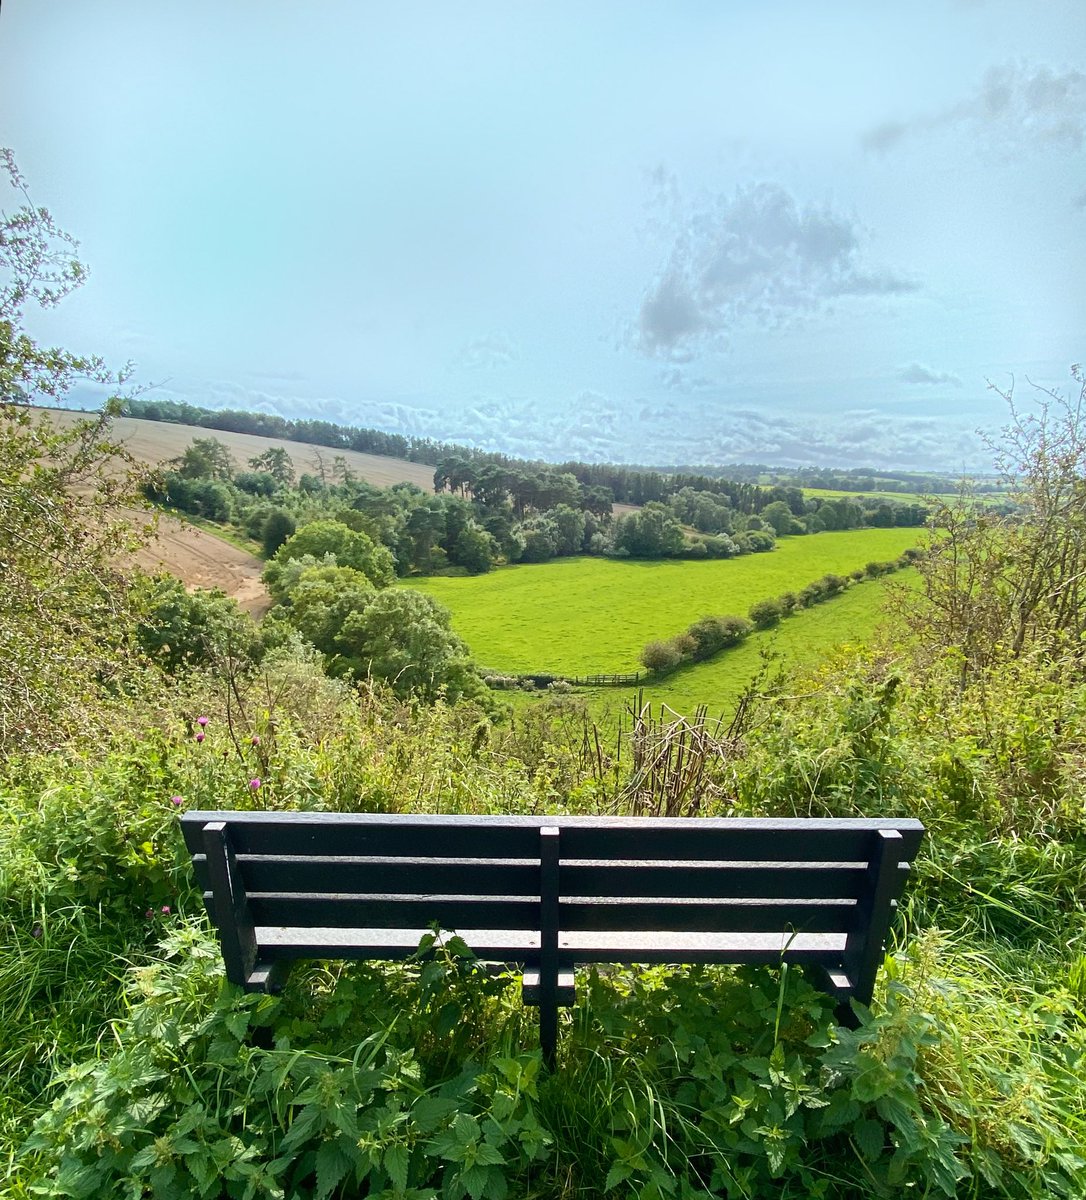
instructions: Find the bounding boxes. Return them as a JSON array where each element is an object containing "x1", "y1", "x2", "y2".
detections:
[
  {"x1": 203, "y1": 820, "x2": 258, "y2": 989},
  {"x1": 840, "y1": 829, "x2": 904, "y2": 1024},
  {"x1": 539, "y1": 826, "x2": 560, "y2": 1069}
]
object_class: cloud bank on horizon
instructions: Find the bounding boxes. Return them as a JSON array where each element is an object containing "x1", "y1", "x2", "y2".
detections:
[{"x1": 1, "y1": 0, "x2": 1083, "y2": 473}]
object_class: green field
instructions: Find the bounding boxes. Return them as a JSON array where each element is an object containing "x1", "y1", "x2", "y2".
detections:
[
  {"x1": 632, "y1": 569, "x2": 920, "y2": 717},
  {"x1": 405, "y1": 528, "x2": 924, "y2": 676}
]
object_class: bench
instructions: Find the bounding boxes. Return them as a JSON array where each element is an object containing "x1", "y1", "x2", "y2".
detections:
[{"x1": 181, "y1": 811, "x2": 924, "y2": 1066}]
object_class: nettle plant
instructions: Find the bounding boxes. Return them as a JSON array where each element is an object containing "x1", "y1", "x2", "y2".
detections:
[{"x1": 24, "y1": 922, "x2": 1082, "y2": 1200}]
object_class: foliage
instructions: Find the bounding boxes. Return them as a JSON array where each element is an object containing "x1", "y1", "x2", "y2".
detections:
[
  {"x1": 915, "y1": 367, "x2": 1086, "y2": 674},
  {"x1": 0, "y1": 149, "x2": 149, "y2": 755},
  {"x1": 271, "y1": 519, "x2": 396, "y2": 588},
  {"x1": 133, "y1": 574, "x2": 264, "y2": 675}
]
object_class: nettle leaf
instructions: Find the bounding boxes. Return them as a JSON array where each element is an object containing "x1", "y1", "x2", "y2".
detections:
[
  {"x1": 314, "y1": 1140, "x2": 352, "y2": 1200},
  {"x1": 604, "y1": 1160, "x2": 634, "y2": 1191},
  {"x1": 384, "y1": 1142, "x2": 409, "y2": 1192},
  {"x1": 412, "y1": 1094, "x2": 459, "y2": 1134},
  {"x1": 853, "y1": 1118, "x2": 886, "y2": 1162}
]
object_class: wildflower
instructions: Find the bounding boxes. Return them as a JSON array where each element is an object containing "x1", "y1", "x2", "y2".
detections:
[
  {"x1": 249, "y1": 778, "x2": 261, "y2": 790},
  {"x1": 195, "y1": 732, "x2": 205, "y2": 743},
  {"x1": 144, "y1": 909, "x2": 154, "y2": 919},
  {"x1": 197, "y1": 716, "x2": 208, "y2": 727},
  {"x1": 170, "y1": 795, "x2": 183, "y2": 807},
  {"x1": 161, "y1": 905, "x2": 171, "y2": 915},
  {"x1": 250, "y1": 735, "x2": 261, "y2": 746}
]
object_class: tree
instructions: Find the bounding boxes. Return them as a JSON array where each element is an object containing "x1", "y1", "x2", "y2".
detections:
[
  {"x1": 612, "y1": 503, "x2": 685, "y2": 558},
  {"x1": 0, "y1": 149, "x2": 149, "y2": 751},
  {"x1": 248, "y1": 445, "x2": 295, "y2": 486},
  {"x1": 915, "y1": 366, "x2": 1086, "y2": 672},
  {"x1": 172, "y1": 436, "x2": 236, "y2": 481},
  {"x1": 333, "y1": 589, "x2": 486, "y2": 701},
  {"x1": 132, "y1": 574, "x2": 263, "y2": 673},
  {"x1": 261, "y1": 508, "x2": 296, "y2": 558},
  {"x1": 271, "y1": 519, "x2": 396, "y2": 588}
]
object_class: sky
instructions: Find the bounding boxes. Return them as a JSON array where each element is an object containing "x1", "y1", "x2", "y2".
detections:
[{"x1": 2, "y1": 1, "x2": 1084, "y2": 471}]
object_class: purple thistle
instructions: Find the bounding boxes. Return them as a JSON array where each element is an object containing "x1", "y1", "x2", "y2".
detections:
[
  {"x1": 161, "y1": 905, "x2": 171, "y2": 915},
  {"x1": 195, "y1": 732, "x2": 205, "y2": 743},
  {"x1": 249, "y1": 778, "x2": 261, "y2": 790},
  {"x1": 170, "y1": 795, "x2": 183, "y2": 807},
  {"x1": 197, "y1": 716, "x2": 208, "y2": 727}
]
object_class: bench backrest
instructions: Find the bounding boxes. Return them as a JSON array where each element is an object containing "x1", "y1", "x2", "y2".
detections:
[{"x1": 182, "y1": 813, "x2": 922, "y2": 975}]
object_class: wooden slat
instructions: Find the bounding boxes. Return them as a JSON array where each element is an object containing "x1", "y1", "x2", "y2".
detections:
[
  {"x1": 219, "y1": 856, "x2": 540, "y2": 896},
  {"x1": 560, "y1": 897, "x2": 855, "y2": 934},
  {"x1": 557, "y1": 824, "x2": 923, "y2": 863},
  {"x1": 561, "y1": 862, "x2": 867, "y2": 900},
  {"x1": 182, "y1": 813, "x2": 544, "y2": 859},
  {"x1": 253, "y1": 926, "x2": 541, "y2": 959},
  {"x1": 238, "y1": 893, "x2": 540, "y2": 930},
  {"x1": 555, "y1": 930, "x2": 845, "y2": 964}
]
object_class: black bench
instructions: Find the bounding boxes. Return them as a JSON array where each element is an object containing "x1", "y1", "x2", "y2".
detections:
[{"x1": 181, "y1": 811, "x2": 924, "y2": 1066}]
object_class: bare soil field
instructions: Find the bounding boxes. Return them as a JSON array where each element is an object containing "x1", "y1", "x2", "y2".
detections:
[
  {"x1": 43, "y1": 410, "x2": 439, "y2": 491},
  {"x1": 130, "y1": 515, "x2": 272, "y2": 616},
  {"x1": 41, "y1": 409, "x2": 442, "y2": 613}
]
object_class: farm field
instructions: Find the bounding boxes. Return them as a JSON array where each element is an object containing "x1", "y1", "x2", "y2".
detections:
[
  {"x1": 633, "y1": 569, "x2": 921, "y2": 717},
  {"x1": 404, "y1": 527, "x2": 924, "y2": 676},
  {"x1": 41, "y1": 409, "x2": 438, "y2": 491}
]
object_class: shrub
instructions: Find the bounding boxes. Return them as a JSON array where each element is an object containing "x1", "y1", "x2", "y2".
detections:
[
  {"x1": 640, "y1": 639, "x2": 683, "y2": 673},
  {"x1": 749, "y1": 597, "x2": 784, "y2": 629},
  {"x1": 261, "y1": 508, "x2": 296, "y2": 558},
  {"x1": 687, "y1": 614, "x2": 752, "y2": 660}
]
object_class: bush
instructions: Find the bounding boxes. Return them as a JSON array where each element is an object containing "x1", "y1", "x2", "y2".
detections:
[
  {"x1": 687, "y1": 614, "x2": 752, "y2": 659},
  {"x1": 640, "y1": 639, "x2": 683, "y2": 673},
  {"x1": 261, "y1": 508, "x2": 296, "y2": 558},
  {"x1": 749, "y1": 597, "x2": 784, "y2": 629}
]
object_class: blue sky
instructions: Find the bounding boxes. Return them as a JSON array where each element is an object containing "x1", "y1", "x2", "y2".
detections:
[{"x1": 2, "y1": 1, "x2": 1083, "y2": 470}]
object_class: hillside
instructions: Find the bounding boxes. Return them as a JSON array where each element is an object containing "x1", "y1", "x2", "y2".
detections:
[{"x1": 43, "y1": 409, "x2": 442, "y2": 611}]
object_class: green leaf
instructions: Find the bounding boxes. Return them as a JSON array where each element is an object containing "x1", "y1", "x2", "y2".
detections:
[
  {"x1": 605, "y1": 1161, "x2": 633, "y2": 1191},
  {"x1": 854, "y1": 1118, "x2": 885, "y2": 1162},
  {"x1": 315, "y1": 1140, "x2": 352, "y2": 1200},
  {"x1": 384, "y1": 1142, "x2": 409, "y2": 1192}
]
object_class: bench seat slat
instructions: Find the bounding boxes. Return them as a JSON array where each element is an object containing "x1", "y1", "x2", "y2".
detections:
[
  {"x1": 254, "y1": 926, "x2": 540, "y2": 959},
  {"x1": 561, "y1": 862, "x2": 868, "y2": 900},
  {"x1": 181, "y1": 813, "x2": 924, "y2": 866},
  {"x1": 559, "y1": 897, "x2": 856, "y2": 934},
  {"x1": 554, "y1": 930, "x2": 845, "y2": 963},
  {"x1": 191, "y1": 857, "x2": 901, "y2": 904}
]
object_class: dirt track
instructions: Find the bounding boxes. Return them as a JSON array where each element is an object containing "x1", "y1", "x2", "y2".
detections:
[{"x1": 131, "y1": 516, "x2": 272, "y2": 617}]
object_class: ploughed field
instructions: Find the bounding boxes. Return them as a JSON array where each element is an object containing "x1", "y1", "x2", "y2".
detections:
[{"x1": 404, "y1": 527, "x2": 924, "y2": 677}]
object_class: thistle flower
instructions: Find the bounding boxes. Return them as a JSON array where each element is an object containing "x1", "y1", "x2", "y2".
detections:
[
  {"x1": 197, "y1": 716, "x2": 208, "y2": 727},
  {"x1": 195, "y1": 732, "x2": 205, "y2": 743},
  {"x1": 170, "y1": 795, "x2": 183, "y2": 807},
  {"x1": 249, "y1": 778, "x2": 261, "y2": 790},
  {"x1": 161, "y1": 905, "x2": 171, "y2": 915},
  {"x1": 144, "y1": 909, "x2": 154, "y2": 919},
  {"x1": 250, "y1": 735, "x2": 261, "y2": 746}
]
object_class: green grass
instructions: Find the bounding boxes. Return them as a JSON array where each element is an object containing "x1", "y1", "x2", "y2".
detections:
[
  {"x1": 405, "y1": 528, "x2": 923, "y2": 676},
  {"x1": 634, "y1": 570, "x2": 921, "y2": 717}
]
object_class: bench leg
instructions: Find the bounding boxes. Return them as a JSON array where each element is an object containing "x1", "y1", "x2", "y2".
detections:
[{"x1": 540, "y1": 1000, "x2": 558, "y2": 1071}]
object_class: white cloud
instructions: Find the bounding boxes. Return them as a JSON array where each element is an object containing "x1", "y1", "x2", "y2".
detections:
[
  {"x1": 898, "y1": 362, "x2": 963, "y2": 387},
  {"x1": 863, "y1": 63, "x2": 1086, "y2": 154},
  {"x1": 456, "y1": 332, "x2": 520, "y2": 370},
  {"x1": 636, "y1": 183, "x2": 917, "y2": 357}
]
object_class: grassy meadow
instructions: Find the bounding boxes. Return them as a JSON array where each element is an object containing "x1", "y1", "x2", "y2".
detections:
[
  {"x1": 635, "y1": 570, "x2": 921, "y2": 716},
  {"x1": 405, "y1": 528, "x2": 923, "y2": 676}
]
